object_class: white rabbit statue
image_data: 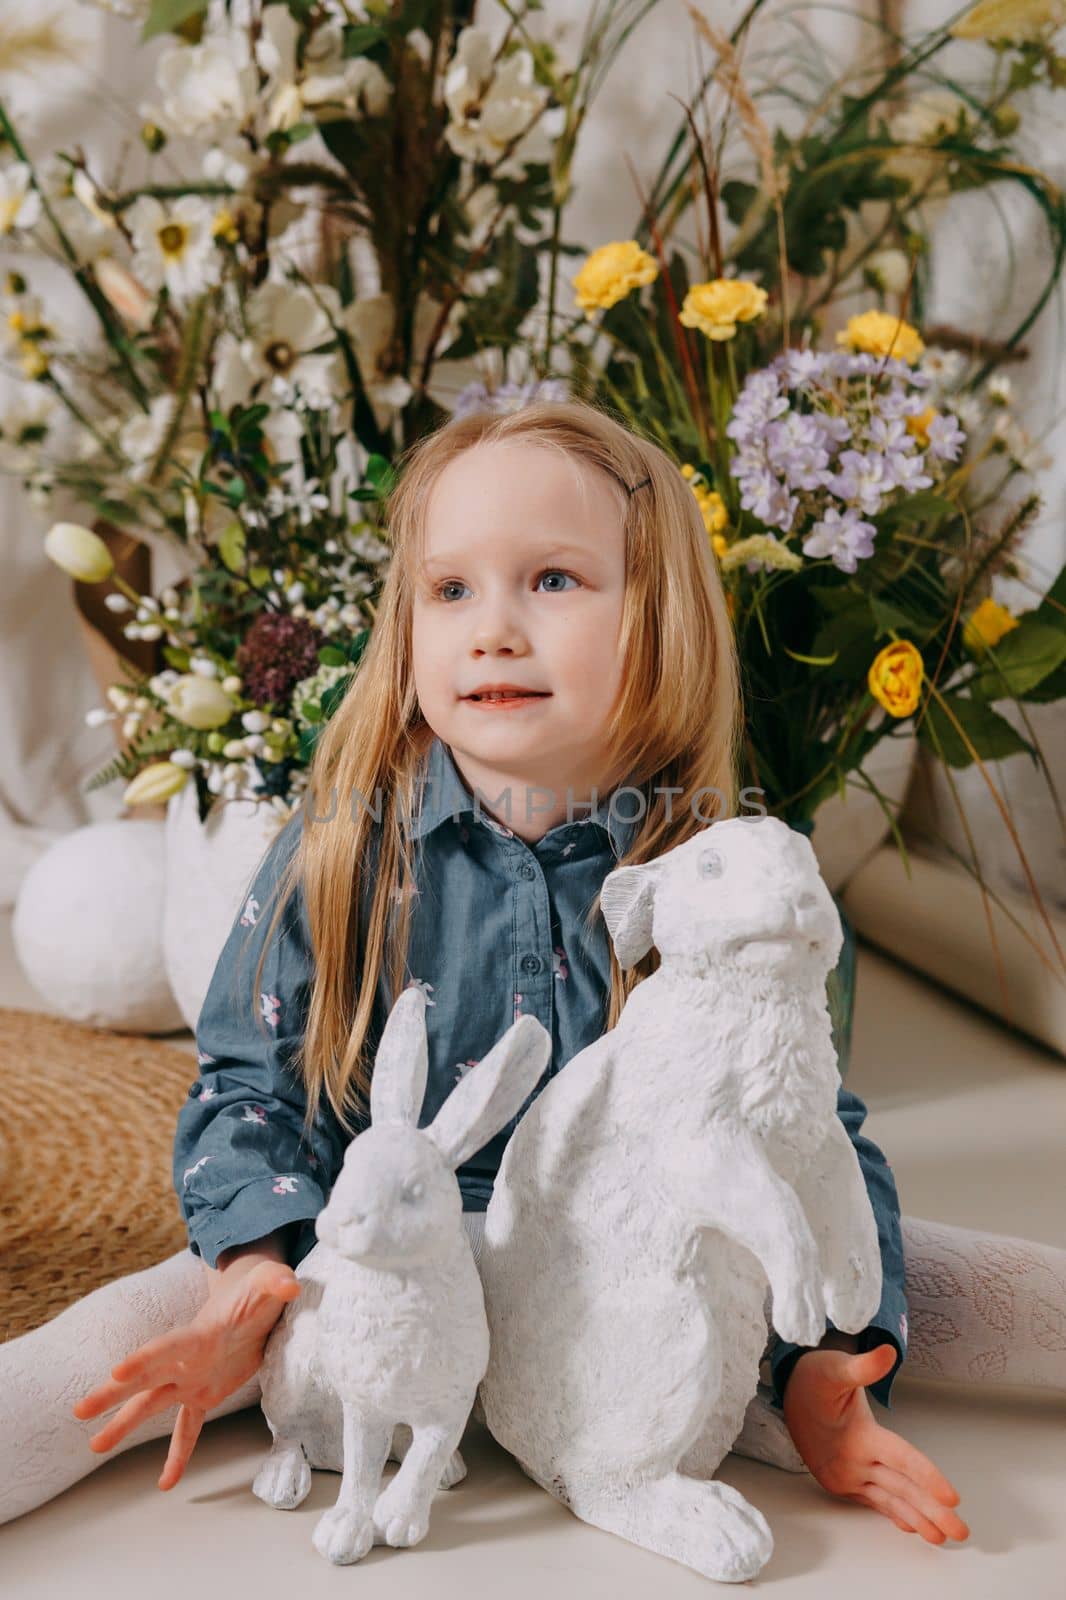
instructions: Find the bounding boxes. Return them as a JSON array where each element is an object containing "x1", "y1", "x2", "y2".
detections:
[
  {"x1": 477, "y1": 815, "x2": 883, "y2": 1585},
  {"x1": 252, "y1": 983, "x2": 552, "y2": 1566}
]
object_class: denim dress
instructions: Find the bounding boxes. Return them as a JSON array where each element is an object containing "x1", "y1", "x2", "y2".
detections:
[{"x1": 173, "y1": 734, "x2": 908, "y2": 1412}]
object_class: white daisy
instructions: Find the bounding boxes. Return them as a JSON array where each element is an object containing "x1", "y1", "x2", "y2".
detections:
[
  {"x1": 443, "y1": 28, "x2": 549, "y2": 166},
  {"x1": 152, "y1": 31, "x2": 257, "y2": 139},
  {"x1": 0, "y1": 163, "x2": 41, "y2": 234},
  {"x1": 126, "y1": 194, "x2": 221, "y2": 305},
  {"x1": 0, "y1": 383, "x2": 58, "y2": 472},
  {"x1": 256, "y1": 5, "x2": 391, "y2": 134},
  {"x1": 233, "y1": 279, "x2": 346, "y2": 406}
]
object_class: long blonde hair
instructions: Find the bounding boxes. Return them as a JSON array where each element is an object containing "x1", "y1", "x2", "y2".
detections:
[{"x1": 247, "y1": 397, "x2": 742, "y2": 1146}]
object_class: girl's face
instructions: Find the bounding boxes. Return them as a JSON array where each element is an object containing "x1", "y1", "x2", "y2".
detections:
[{"x1": 411, "y1": 439, "x2": 629, "y2": 824}]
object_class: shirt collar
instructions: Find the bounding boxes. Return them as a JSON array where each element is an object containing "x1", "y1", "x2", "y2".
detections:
[{"x1": 406, "y1": 736, "x2": 642, "y2": 859}]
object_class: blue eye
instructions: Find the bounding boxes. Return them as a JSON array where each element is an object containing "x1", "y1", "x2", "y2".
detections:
[
  {"x1": 433, "y1": 570, "x2": 579, "y2": 602},
  {"x1": 536, "y1": 570, "x2": 579, "y2": 592}
]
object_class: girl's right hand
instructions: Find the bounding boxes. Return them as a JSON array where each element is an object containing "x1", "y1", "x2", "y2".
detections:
[{"x1": 71, "y1": 1258, "x2": 301, "y2": 1491}]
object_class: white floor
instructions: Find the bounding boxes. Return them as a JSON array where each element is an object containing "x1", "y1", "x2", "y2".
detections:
[{"x1": 2, "y1": 911, "x2": 1064, "y2": 1598}]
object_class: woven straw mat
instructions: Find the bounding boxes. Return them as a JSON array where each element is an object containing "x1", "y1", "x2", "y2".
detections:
[{"x1": 0, "y1": 1006, "x2": 197, "y2": 1341}]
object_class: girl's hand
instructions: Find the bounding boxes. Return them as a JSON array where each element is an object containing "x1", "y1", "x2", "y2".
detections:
[
  {"x1": 71, "y1": 1257, "x2": 301, "y2": 1491},
  {"x1": 782, "y1": 1342, "x2": 971, "y2": 1545}
]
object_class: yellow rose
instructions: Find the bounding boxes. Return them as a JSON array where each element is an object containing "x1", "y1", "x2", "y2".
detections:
[
  {"x1": 868, "y1": 640, "x2": 924, "y2": 717},
  {"x1": 44, "y1": 521, "x2": 115, "y2": 583},
  {"x1": 166, "y1": 674, "x2": 235, "y2": 730},
  {"x1": 952, "y1": 0, "x2": 1065, "y2": 42},
  {"x1": 572, "y1": 241, "x2": 659, "y2": 313},
  {"x1": 679, "y1": 278, "x2": 768, "y2": 341},
  {"x1": 122, "y1": 761, "x2": 190, "y2": 808},
  {"x1": 906, "y1": 406, "x2": 938, "y2": 447},
  {"x1": 837, "y1": 310, "x2": 925, "y2": 364},
  {"x1": 962, "y1": 597, "x2": 1020, "y2": 655}
]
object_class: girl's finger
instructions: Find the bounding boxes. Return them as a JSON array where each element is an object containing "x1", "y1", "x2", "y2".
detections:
[
  {"x1": 847, "y1": 1492, "x2": 916, "y2": 1534},
  {"x1": 87, "y1": 1383, "x2": 181, "y2": 1455},
  {"x1": 869, "y1": 1462, "x2": 970, "y2": 1542},
  {"x1": 875, "y1": 1428, "x2": 962, "y2": 1507},
  {"x1": 73, "y1": 1338, "x2": 194, "y2": 1420},
  {"x1": 158, "y1": 1404, "x2": 206, "y2": 1491},
  {"x1": 859, "y1": 1481, "x2": 949, "y2": 1545}
]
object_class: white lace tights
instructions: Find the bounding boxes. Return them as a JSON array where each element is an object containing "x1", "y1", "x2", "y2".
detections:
[{"x1": 0, "y1": 1213, "x2": 1062, "y2": 1526}]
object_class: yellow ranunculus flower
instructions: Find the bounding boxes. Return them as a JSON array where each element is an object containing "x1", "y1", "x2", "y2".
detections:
[
  {"x1": 166, "y1": 674, "x2": 235, "y2": 730},
  {"x1": 962, "y1": 597, "x2": 1021, "y2": 655},
  {"x1": 868, "y1": 640, "x2": 924, "y2": 717},
  {"x1": 679, "y1": 278, "x2": 768, "y2": 341},
  {"x1": 572, "y1": 241, "x2": 659, "y2": 313},
  {"x1": 44, "y1": 521, "x2": 115, "y2": 583},
  {"x1": 952, "y1": 0, "x2": 1065, "y2": 42},
  {"x1": 906, "y1": 406, "x2": 938, "y2": 447},
  {"x1": 122, "y1": 761, "x2": 190, "y2": 808},
  {"x1": 837, "y1": 310, "x2": 925, "y2": 364}
]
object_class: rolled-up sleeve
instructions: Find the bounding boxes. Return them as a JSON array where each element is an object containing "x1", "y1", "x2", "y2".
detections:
[
  {"x1": 172, "y1": 811, "x2": 349, "y2": 1270},
  {"x1": 768, "y1": 1084, "x2": 908, "y2": 1412}
]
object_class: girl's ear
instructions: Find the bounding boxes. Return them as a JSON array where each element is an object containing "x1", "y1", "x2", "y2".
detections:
[
  {"x1": 370, "y1": 984, "x2": 430, "y2": 1127},
  {"x1": 599, "y1": 860, "x2": 662, "y2": 969},
  {"x1": 426, "y1": 1014, "x2": 552, "y2": 1172}
]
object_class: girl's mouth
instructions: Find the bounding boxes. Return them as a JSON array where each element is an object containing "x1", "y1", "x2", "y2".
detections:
[{"x1": 463, "y1": 692, "x2": 551, "y2": 709}]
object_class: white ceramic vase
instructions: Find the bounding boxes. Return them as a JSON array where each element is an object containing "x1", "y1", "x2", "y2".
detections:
[
  {"x1": 809, "y1": 733, "x2": 918, "y2": 894},
  {"x1": 163, "y1": 781, "x2": 290, "y2": 1032}
]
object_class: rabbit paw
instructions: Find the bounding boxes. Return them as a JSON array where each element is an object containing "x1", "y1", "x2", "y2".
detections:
[
  {"x1": 825, "y1": 1254, "x2": 881, "y2": 1335},
  {"x1": 373, "y1": 1480, "x2": 432, "y2": 1548},
  {"x1": 252, "y1": 1441, "x2": 311, "y2": 1510},
  {"x1": 312, "y1": 1504, "x2": 375, "y2": 1565},
  {"x1": 773, "y1": 1277, "x2": 826, "y2": 1349},
  {"x1": 440, "y1": 1447, "x2": 466, "y2": 1488}
]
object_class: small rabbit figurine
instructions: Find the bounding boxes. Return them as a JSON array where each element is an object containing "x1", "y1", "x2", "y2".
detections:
[
  {"x1": 252, "y1": 983, "x2": 552, "y2": 1566},
  {"x1": 477, "y1": 816, "x2": 883, "y2": 1585}
]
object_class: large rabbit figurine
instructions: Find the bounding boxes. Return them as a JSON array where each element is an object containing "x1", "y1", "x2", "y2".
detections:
[
  {"x1": 252, "y1": 983, "x2": 552, "y2": 1566},
  {"x1": 477, "y1": 816, "x2": 883, "y2": 1585}
]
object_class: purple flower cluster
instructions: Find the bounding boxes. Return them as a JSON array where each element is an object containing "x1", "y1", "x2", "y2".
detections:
[
  {"x1": 726, "y1": 350, "x2": 966, "y2": 574},
  {"x1": 451, "y1": 378, "x2": 571, "y2": 420}
]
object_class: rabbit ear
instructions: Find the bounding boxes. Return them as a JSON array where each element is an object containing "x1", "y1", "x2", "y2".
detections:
[
  {"x1": 426, "y1": 1014, "x2": 552, "y2": 1172},
  {"x1": 599, "y1": 859, "x2": 662, "y2": 969},
  {"x1": 369, "y1": 984, "x2": 429, "y2": 1128}
]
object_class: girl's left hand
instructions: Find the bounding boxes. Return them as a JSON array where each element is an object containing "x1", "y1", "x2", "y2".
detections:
[{"x1": 782, "y1": 1342, "x2": 971, "y2": 1545}]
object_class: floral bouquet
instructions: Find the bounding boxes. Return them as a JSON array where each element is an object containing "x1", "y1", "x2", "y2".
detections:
[
  {"x1": 551, "y1": 0, "x2": 1066, "y2": 883},
  {"x1": 1, "y1": 0, "x2": 640, "y2": 819}
]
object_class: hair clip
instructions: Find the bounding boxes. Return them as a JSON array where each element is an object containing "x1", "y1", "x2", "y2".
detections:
[{"x1": 626, "y1": 475, "x2": 652, "y2": 496}]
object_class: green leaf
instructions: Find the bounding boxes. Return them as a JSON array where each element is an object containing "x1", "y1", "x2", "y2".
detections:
[
  {"x1": 300, "y1": 699, "x2": 323, "y2": 724},
  {"x1": 218, "y1": 519, "x2": 246, "y2": 574},
  {"x1": 918, "y1": 695, "x2": 1033, "y2": 769},
  {"x1": 1021, "y1": 658, "x2": 1066, "y2": 703},
  {"x1": 344, "y1": 23, "x2": 389, "y2": 56},
  {"x1": 142, "y1": 0, "x2": 205, "y2": 42},
  {"x1": 1033, "y1": 563, "x2": 1066, "y2": 633},
  {"x1": 365, "y1": 453, "x2": 393, "y2": 487},
  {"x1": 162, "y1": 645, "x2": 190, "y2": 672},
  {"x1": 345, "y1": 628, "x2": 371, "y2": 664},
  {"x1": 321, "y1": 675, "x2": 354, "y2": 720},
  {"x1": 249, "y1": 564, "x2": 271, "y2": 587},
  {"x1": 869, "y1": 596, "x2": 915, "y2": 635},
  {"x1": 969, "y1": 620, "x2": 1066, "y2": 701},
  {"x1": 318, "y1": 645, "x2": 348, "y2": 667}
]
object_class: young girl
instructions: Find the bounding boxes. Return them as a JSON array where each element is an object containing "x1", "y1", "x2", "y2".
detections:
[{"x1": 2, "y1": 399, "x2": 1060, "y2": 1539}]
